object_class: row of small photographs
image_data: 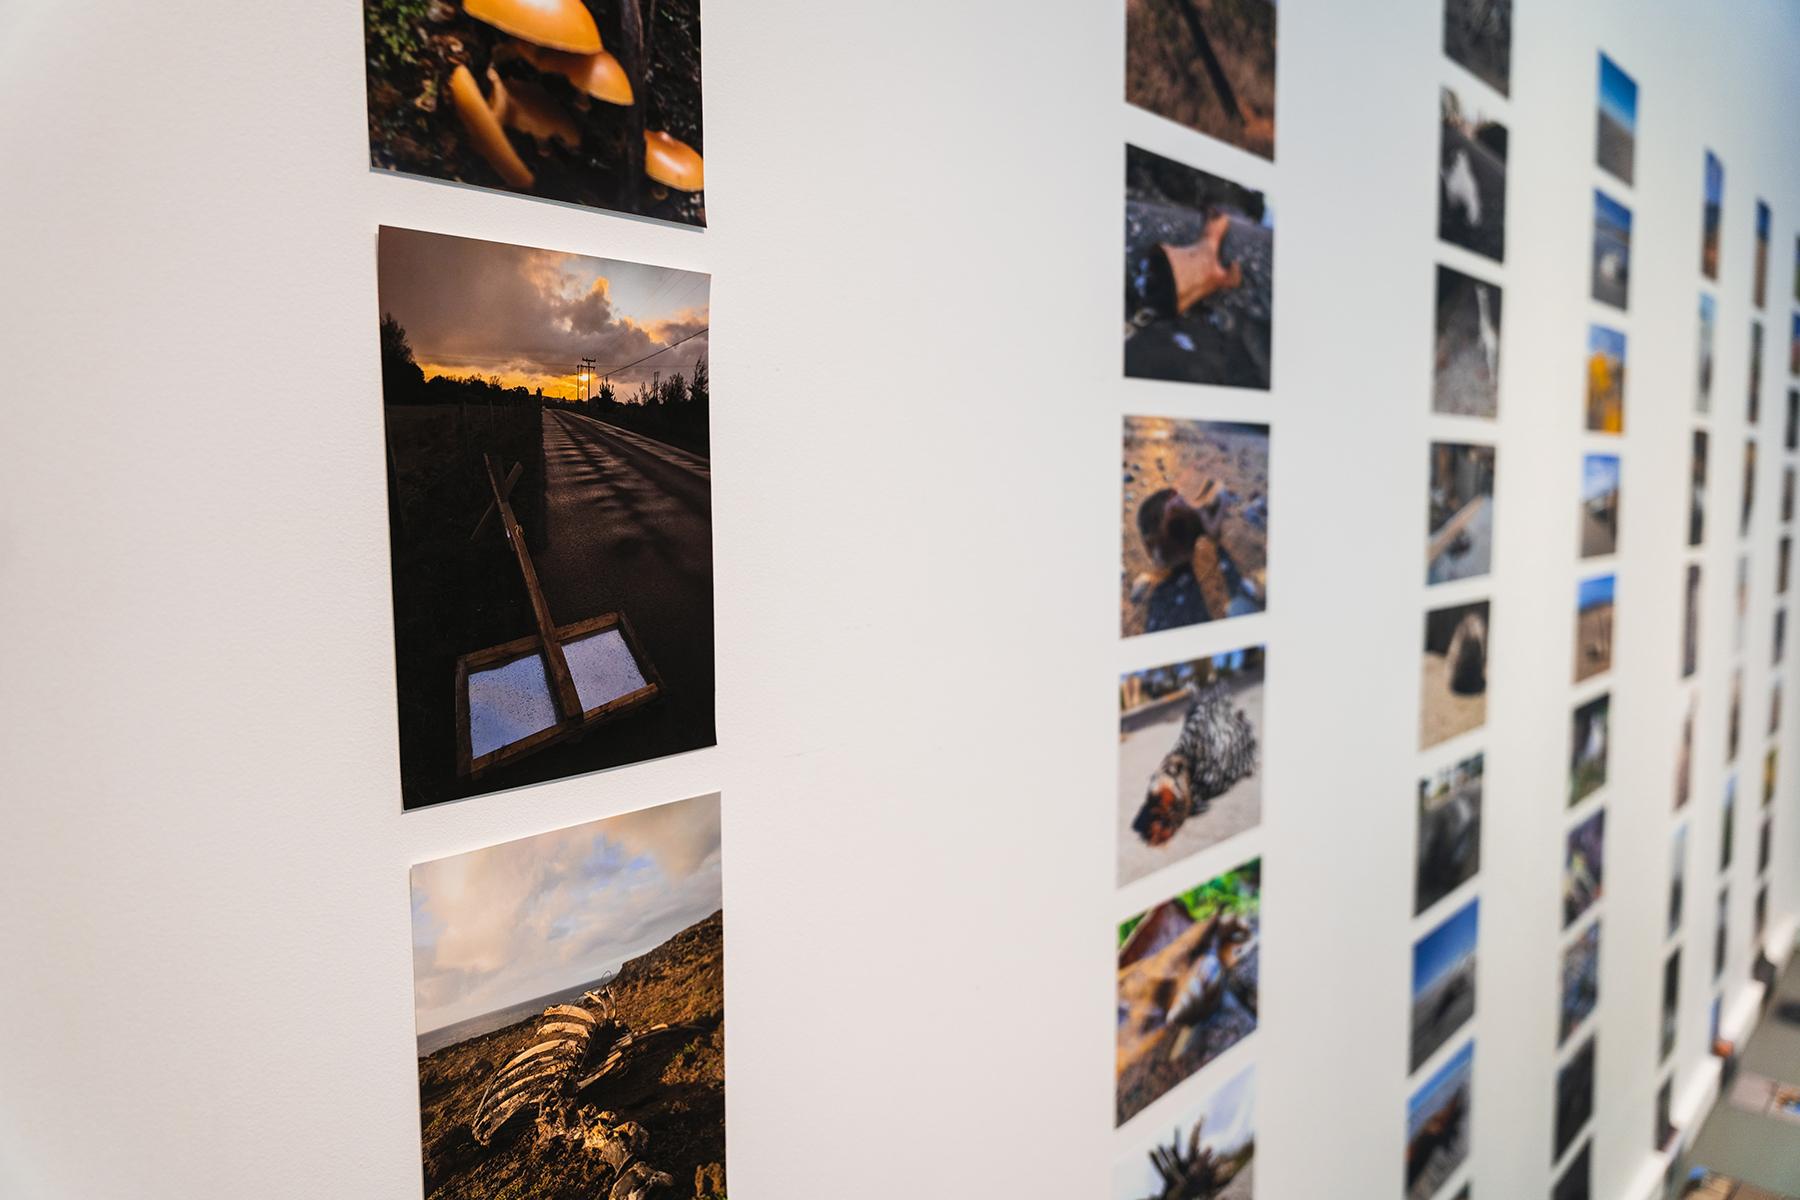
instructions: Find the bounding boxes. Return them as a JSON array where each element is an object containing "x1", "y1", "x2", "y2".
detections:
[{"x1": 1693, "y1": 309, "x2": 1800, "y2": 418}]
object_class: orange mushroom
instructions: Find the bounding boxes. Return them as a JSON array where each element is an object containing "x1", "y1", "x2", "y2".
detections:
[
  {"x1": 516, "y1": 43, "x2": 634, "y2": 106},
  {"x1": 463, "y1": 0, "x2": 601, "y2": 54},
  {"x1": 448, "y1": 64, "x2": 534, "y2": 189},
  {"x1": 488, "y1": 68, "x2": 580, "y2": 149},
  {"x1": 644, "y1": 131, "x2": 704, "y2": 192}
]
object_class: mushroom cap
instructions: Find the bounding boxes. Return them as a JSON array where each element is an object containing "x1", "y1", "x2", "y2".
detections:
[
  {"x1": 643, "y1": 131, "x2": 704, "y2": 192},
  {"x1": 448, "y1": 64, "x2": 534, "y2": 189},
  {"x1": 463, "y1": 0, "x2": 601, "y2": 54},
  {"x1": 488, "y1": 69, "x2": 581, "y2": 148},
  {"x1": 517, "y1": 43, "x2": 634, "y2": 106}
]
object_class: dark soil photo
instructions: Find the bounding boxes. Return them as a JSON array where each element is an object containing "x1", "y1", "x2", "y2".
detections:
[
  {"x1": 365, "y1": 0, "x2": 705, "y2": 225},
  {"x1": 1125, "y1": 0, "x2": 1276, "y2": 160},
  {"x1": 1437, "y1": 87, "x2": 1507, "y2": 263}
]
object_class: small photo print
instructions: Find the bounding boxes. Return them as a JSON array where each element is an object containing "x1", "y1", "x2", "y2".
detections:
[
  {"x1": 1770, "y1": 749, "x2": 1782, "y2": 807},
  {"x1": 1585, "y1": 324, "x2": 1626, "y2": 433},
  {"x1": 1569, "y1": 694, "x2": 1610, "y2": 806},
  {"x1": 409, "y1": 793, "x2": 724, "y2": 1199},
  {"x1": 1125, "y1": 0, "x2": 1276, "y2": 160},
  {"x1": 1675, "y1": 695, "x2": 1695, "y2": 809},
  {"x1": 1721, "y1": 777, "x2": 1737, "y2": 870},
  {"x1": 1786, "y1": 385, "x2": 1797, "y2": 450},
  {"x1": 1580, "y1": 453, "x2": 1621, "y2": 559},
  {"x1": 1669, "y1": 825, "x2": 1687, "y2": 936},
  {"x1": 1560, "y1": 921, "x2": 1600, "y2": 1044},
  {"x1": 1592, "y1": 190, "x2": 1633, "y2": 310},
  {"x1": 1681, "y1": 564, "x2": 1702, "y2": 679},
  {"x1": 1714, "y1": 886, "x2": 1729, "y2": 979},
  {"x1": 1754, "y1": 200, "x2": 1771, "y2": 309},
  {"x1": 362, "y1": 0, "x2": 706, "y2": 226},
  {"x1": 1444, "y1": 0, "x2": 1511, "y2": 95},
  {"x1": 1553, "y1": 1140, "x2": 1592, "y2": 1200},
  {"x1": 1417, "y1": 753, "x2": 1484, "y2": 916},
  {"x1": 1421, "y1": 601, "x2": 1489, "y2": 749},
  {"x1": 1563, "y1": 809, "x2": 1606, "y2": 929},
  {"x1": 1411, "y1": 897, "x2": 1480, "y2": 1071},
  {"x1": 1574, "y1": 574, "x2": 1615, "y2": 683},
  {"x1": 1438, "y1": 86, "x2": 1508, "y2": 263},
  {"x1": 1778, "y1": 535, "x2": 1791, "y2": 594},
  {"x1": 1595, "y1": 54, "x2": 1637, "y2": 184},
  {"x1": 1729, "y1": 670, "x2": 1743, "y2": 761},
  {"x1": 1116, "y1": 859, "x2": 1261, "y2": 1126},
  {"x1": 1427, "y1": 442, "x2": 1497, "y2": 584},
  {"x1": 1554, "y1": 1037, "x2": 1597, "y2": 1161},
  {"x1": 1777, "y1": 608, "x2": 1789, "y2": 666},
  {"x1": 1111, "y1": 1064, "x2": 1256, "y2": 1200},
  {"x1": 1702, "y1": 151, "x2": 1724, "y2": 280},
  {"x1": 1657, "y1": 1076, "x2": 1676, "y2": 1150},
  {"x1": 1433, "y1": 265, "x2": 1503, "y2": 418},
  {"x1": 1689, "y1": 430, "x2": 1709, "y2": 547},
  {"x1": 1125, "y1": 146, "x2": 1274, "y2": 390},
  {"x1": 1122, "y1": 417, "x2": 1270, "y2": 636},
  {"x1": 1791, "y1": 315, "x2": 1799, "y2": 378},
  {"x1": 1118, "y1": 647, "x2": 1265, "y2": 887},
  {"x1": 1405, "y1": 1039, "x2": 1473, "y2": 1200},
  {"x1": 1759, "y1": 816, "x2": 1772, "y2": 874},
  {"x1": 1782, "y1": 465, "x2": 1795, "y2": 524},
  {"x1": 1771, "y1": 681, "x2": 1784, "y2": 736},
  {"x1": 1757, "y1": 884, "x2": 1769, "y2": 939},
  {"x1": 1743, "y1": 439, "x2": 1758, "y2": 536},
  {"x1": 1750, "y1": 323, "x2": 1765, "y2": 424},
  {"x1": 1660, "y1": 948, "x2": 1680, "y2": 1061},
  {"x1": 1698, "y1": 293, "x2": 1717, "y2": 413}
]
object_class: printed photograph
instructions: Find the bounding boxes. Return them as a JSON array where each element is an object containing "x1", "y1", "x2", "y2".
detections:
[
  {"x1": 1122, "y1": 417, "x2": 1270, "y2": 636},
  {"x1": 409, "y1": 793, "x2": 724, "y2": 1200},
  {"x1": 1771, "y1": 681, "x2": 1783, "y2": 736},
  {"x1": 1682, "y1": 564, "x2": 1702, "y2": 679},
  {"x1": 1585, "y1": 324, "x2": 1626, "y2": 433},
  {"x1": 1785, "y1": 465, "x2": 1796, "y2": 524},
  {"x1": 1126, "y1": 0, "x2": 1276, "y2": 160},
  {"x1": 1553, "y1": 1141, "x2": 1591, "y2": 1200},
  {"x1": 1125, "y1": 146, "x2": 1274, "y2": 390},
  {"x1": 1754, "y1": 200, "x2": 1771, "y2": 309},
  {"x1": 1592, "y1": 190, "x2": 1632, "y2": 310},
  {"x1": 1569, "y1": 694, "x2": 1610, "y2": 806},
  {"x1": 1786, "y1": 385, "x2": 1797, "y2": 449},
  {"x1": 1427, "y1": 442, "x2": 1496, "y2": 584},
  {"x1": 1737, "y1": 560, "x2": 1750, "y2": 651},
  {"x1": 1756, "y1": 885, "x2": 1769, "y2": 939},
  {"x1": 1661, "y1": 948, "x2": 1680, "y2": 1061},
  {"x1": 1417, "y1": 753, "x2": 1484, "y2": 916},
  {"x1": 1729, "y1": 670, "x2": 1743, "y2": 760},
  {"x1": 1433, "y1": 264, "x2": 1503, "y2": 418},
  {"x1": 1421, "y1": 601, "x2": 1489, "y2": 749},
  {"x1": 1405, "y1": 1039, "x2": 1473, "y2": 1200},
  {"x1": 1580, "y1": 453, "x2": 1621, "y2": 559},
  {"x1": 1721, "y1": 777, "x2": 1737, "y2": 870},
  {"x1": 1749, "y1": 323, "x2": 1764, "y2": 424},
  {"x1": 1676, "y1": 694, "x2": 1695, "y2": 809},
  {"x1": 1743, "y1": 439, "x2": 1758, "y2": 536},
  {"x1": 1594, "y1": 53, "x2": 1636, "y2": 184},
  {"x1": 1438, "y1": 86, "x2": 1507, "y2": 263},
  {"x1": 1554, "y1": 1037, "x2": 1596, "y2": 1161},
  {"x1": 1111, "y1": 1065, "x2": 1255, "y2": 1200},
  {"x1": 1702, "y1": 151, "x2": 1723, "y2": 280},
  {"x1": 1118, "y1": 647, "x2": 1265, "y2": 887},
  {"x1": 1759, "y1": 816, "x2": 1772, "y2": 874},
  {"x1": 1657, "y1": 1077, "x2": 1675, "y2": 1150},
  {"x1": 1777, "y1": 609, "x2": 1789, "y2": 665},
  {"x1": 1563, "y1": 809, "x2": 1605, "y2": 929},
  {"x1": 1574, "y1": 574, "x2": 1615, "y2": 683},
  {"x1": 1780, "y1": 535, "x2": 1791, "y2": 595},
  {"x1": 364, "y1": 0, "x2": 705, "y2": 225},
  {"x1": 1411, "y1": 898, "x2": 1479, "y2": 1071},
  {"x1": 1698, "y1": 293, "x2": 1717, "y2": 412},
  {"x1": 1117, "y1": 860, "x2": 1261, "y2": 1126},
  {"x1": 1768, "y1": 748, "x2": 1780, "y2": 806},
  {"x1": 1669, "y1": 825, "x2": 1687, "y2": 936},
  {"x1": 1560, "y1": 921, "x2": 1600, "y2": 1044},
  {"x1": 1690, "y1": 429, "x2": 1709, "y2": 546},
  {"x1": 378, "y1": 227, "x2": 714, "y2": 809},
  {"x1": 1714, "y1": 886, "x2": 1729, "y2": 979},
  {"x1": 1443, "y1": 0, "x2": 1510, "y2": 95},
  {"x1": 1791, "y1": 316, "x2": 1799, "y2": 378}
]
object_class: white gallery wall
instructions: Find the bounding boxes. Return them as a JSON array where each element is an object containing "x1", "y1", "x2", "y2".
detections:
[{"x1": 1, "y1": 0, "x2": 1796, "y2": 1198}]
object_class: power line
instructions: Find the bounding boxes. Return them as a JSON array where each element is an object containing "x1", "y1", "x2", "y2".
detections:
[{"x1": 597, "y1": 325, "x2": 710, "y2": 381}]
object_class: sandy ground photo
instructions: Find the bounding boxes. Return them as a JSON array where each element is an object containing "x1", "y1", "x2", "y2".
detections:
[
  {"x1": 1574, "y1": 575, "x2": 1614, "y2": 682},
  {"x1": 1433, "y1": 265, "x2": 1502, "y2": 418},
  {"x1": 1421, "y1": 602, "x2": 1489, "y2": 749}
]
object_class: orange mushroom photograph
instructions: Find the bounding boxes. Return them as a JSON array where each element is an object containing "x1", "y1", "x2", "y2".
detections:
[
  {"x1": 364, "y1": 0, "x2": 705, "y2": 225},
  {"x1": 377, "y1": 226, "x2": 715, "y2": 810}
]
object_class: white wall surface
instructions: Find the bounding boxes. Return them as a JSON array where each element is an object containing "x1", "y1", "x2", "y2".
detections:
[{"x1": 1, "y1": 1, "x2": 1796, "y2": 1198}]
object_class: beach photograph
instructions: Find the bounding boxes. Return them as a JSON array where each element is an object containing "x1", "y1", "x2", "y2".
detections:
[
  {"x1": 1580, "y1": 453, "x2": 1621, "y2": 559},
  {"x1": 1585, "y1": 324, "x2": 1626, "y2": 433},
  {"x1": 1125, "y1": 0, "x2": 1276, "y2": 161},
  {"x1": 1116, "y1": 860, "x2": 1261, "y2": 1127},
  {"x1": 1433, "y1": 265, "x2": 1502, "y2": 418},
  {"x1": 1125, "y1": 146, "x2": 1274, "y2": 390},
  {"x1": 1438, "y1": 85, "x2": 1508, "y2": 263},
  {"x1": 1563, "y1": 810, "x2": 1605, "y2": 929},
  {"x1": 409, "y1": 793, "x2": 724, "y2": 1200},
  {"x1": 1416, "y1": 753, "x2": 1483, "y2": 916},
  {"x1": 1119, "y1": 648, "x2": 1264, "y2": 886},
  {"x1": 1111, "y1": 1065, "x2": 1255, "y2": 1200},
  {"x1": 1122, "y1": 417, "x2": 1270, "y2": 636},
  {"x1": 1682, "y1": 564, "x2": 1702, "y2": 678},
  {"x1": 1702, "y1": 151, "x2": 1723, "y2": 279},
  {"x1": 1559, "y1": 921, "x2": 1600, "y2": 1045},
  {"x1": 1594, "y1": 53, "x2": 1636, "y2": 184},
  {"x1": 1690, "y1": 430, "x2": 1709, "y2": 546},
  {"x1": 1443, "y1": 0, "x2": 1510, "y2": 95},
  {"x1": 1698, "y1": 293, "x2": 1717, "y2": 412},
  {"x1": 1569, "y1": 694, "x2": 1610, "y2": 806},
  {"x1": 1421, "y1": 601, "x2": 1489, "y2": 749},
  {"x1": 1427, "y1": 442, "x2": 1496, "y2": 584},
  {"x1": 363, "y1": 0, "x2": 705, "y2": 225},
  {"x1": 1406, "y1": 1040, "x2": 1473, "y2": 1200},
  {"x1": 377, "y1": 227, "x2": 715, "y2": 809},
  {"x1": 1669, "y1": 826, "x2": 1687, "y2": 936},
  {"x1": 1661, "y1": 949, "x2": 1681, "y2": 1061},
  {"x1": 1592, "y1": 190, "x2": 1633, "y2": 310},
  {"x1": 1555, "y1": 1037, "x2": 1596, "y2": 1161},
  {"x1": 1574, "y1": 574, "x2": 1615, "y2": 683},
  {"x1": 1755, "y1": 200, "x2": 1771, "y2": 308},
  {"x1": 1411, "y1": 898, "x2": 1479, "y2": 1071}
]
